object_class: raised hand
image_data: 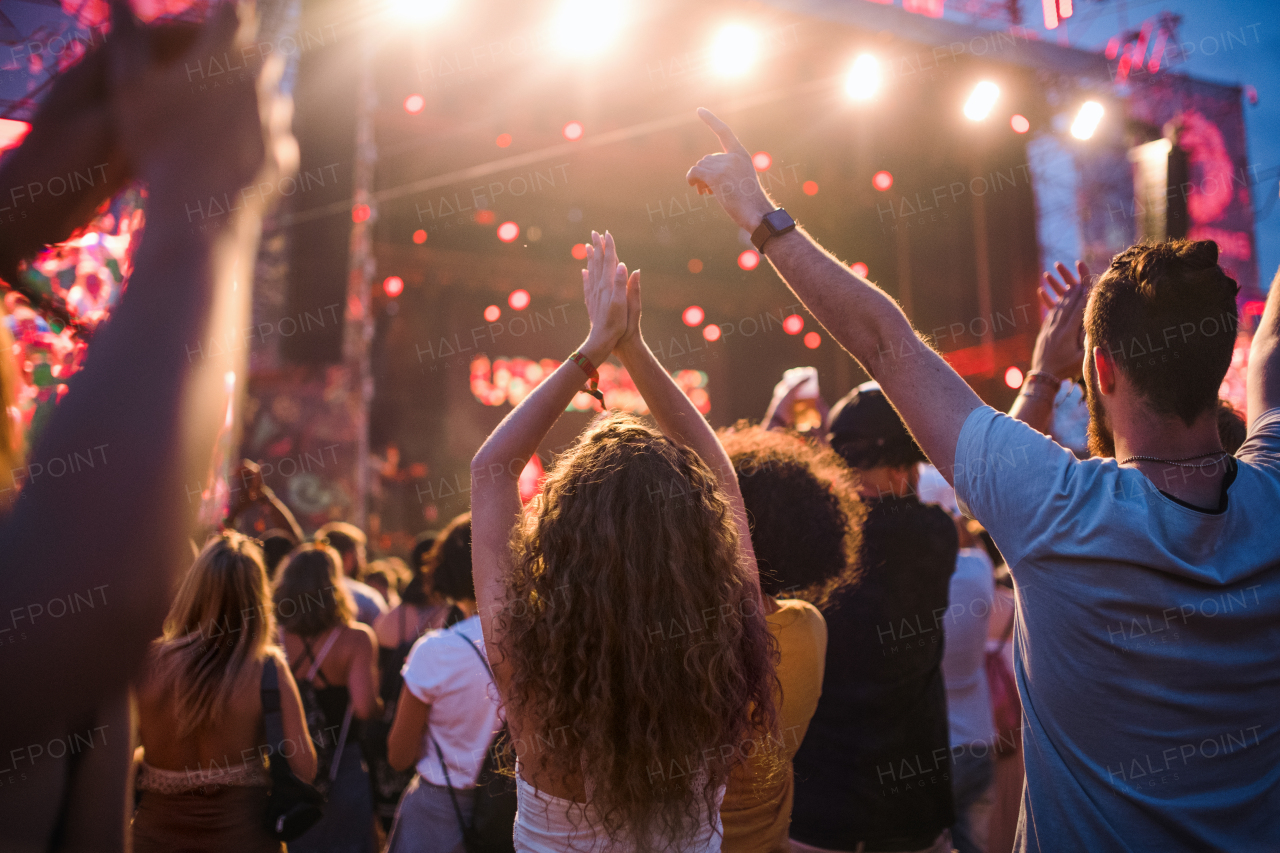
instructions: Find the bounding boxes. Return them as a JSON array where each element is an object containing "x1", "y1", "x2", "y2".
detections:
[
  {"x1": 1032, "y1": 261, "x2": 1092, "y2": 381},
  {"x1": 580, "y1": 230, "x2": 637, "y2": 363},
  {"x1": 686, "y1": 108, "x2": 774, "y2": 232}
]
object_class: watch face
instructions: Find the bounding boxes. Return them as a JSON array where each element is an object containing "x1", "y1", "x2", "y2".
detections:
[{"x1": 765, "y1": 209, "x2": 794, "y2": 231}]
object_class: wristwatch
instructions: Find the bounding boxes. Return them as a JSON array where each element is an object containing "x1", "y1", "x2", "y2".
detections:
[{"x1": 751, "y1": 208, "x2": 796, "y2": 253}]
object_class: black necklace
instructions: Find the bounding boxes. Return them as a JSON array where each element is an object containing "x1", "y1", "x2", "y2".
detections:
[{"x1": 1118, "y1": 451, "x2": 1229, "y2": 470}]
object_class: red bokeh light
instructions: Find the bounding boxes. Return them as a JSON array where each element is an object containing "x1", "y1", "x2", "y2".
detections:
[
  {"x1": 496, "y1": 133, "x2": 512, "y2": 148},
  {"x1": 872, "y1": 171, "x2": 893, "y2": 191},
  {"x1": 403, "y1": 94, "x2": 425, "y2": 114},
  {"x1": 571, "y1": 243, "x2": 588, "y2": 260},
  {"x1": 803, "y1": 331, "x2": 821, "y2": 349},
  {"x1": 1004, "y1": 366, "x2": 1024, "y2": 389},
  {"x1": 563, "y1": 121, "x2": 584, "y2": 141},
  {"x1": 752, "y1": 151, "x2": 772, "y2": 171},
  {"x1": 1011, "y1": 114, "x2": 1030, "y2": 133},
  {"x1": 475, "y1": 209, "x2": 496, "y2": 225},
  {"x1": 351, "y1": 203, "x2": 371, "y2": 223},
  {"x1": 851, "y1": 262, "x2": 869, "y2": 277},
  {"x1": 497, "y1": 221, "x2": 520, "y2": 242},
  {"x1": 688, "y1": 259, "x2": 703, "y2": 273},
  {"x1": 738, "y1": 250, "x2": 760, "y2": 271},
  {"x1": 508, "y1": 289, "x2": 531, "y2": 310},
  {"x1": 682, "y1": 306, "x2": 705, "y2": 327},
  {"x1": 484, "y1": 305, "x2": 501, "y2": 322},
  {"x1": 703, "y1": 324, "x2": 722, "y2": 342},
  {"x1": 782, "y1": 314, "x2": 804, "y2": 335},
  {"x1": 412, "y1": 229, "x2": 427, "y2": 244},
  {"x1": 802, "y1": 180, "x2": 819, "y2": 195},
  {"x1": 382, "y1": 276, "x2": 404, "y2": 298}
]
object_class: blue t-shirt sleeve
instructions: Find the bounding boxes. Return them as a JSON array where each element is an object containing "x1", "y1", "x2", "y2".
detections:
[
  {"x1": 953, "y1": 405, "x2": 1082, "y2": 569},
  {"x1": 1238, "y1": 407, "x2": 1280, "y2": 471}
]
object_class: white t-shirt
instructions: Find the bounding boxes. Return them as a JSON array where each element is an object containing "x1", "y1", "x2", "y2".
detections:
[
  {"x1": 954, "y1": 405, "x2": 1280, "y2": 852},
  {"x1": 940, "y1": 548, "x2": 996, "y2": 751},
  {"x1": 402, "y1": 615, "x2": 503, "y2": 788}
]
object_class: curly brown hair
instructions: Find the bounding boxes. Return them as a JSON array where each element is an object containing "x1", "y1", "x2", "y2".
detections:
[
  {"x1": 497, "y1": 412, "x2": 778, "y2": 851},
  {"x1": 718, "y1": 424, "x2": 864, "y2": 609}
]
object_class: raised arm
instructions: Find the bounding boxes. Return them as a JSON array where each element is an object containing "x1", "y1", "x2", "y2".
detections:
[
  {"x1": 470, "y1": 230, "x2": 631, "y2": 649},
  {"x1": 686, "y1": 109, "x2": 982, "y2": 482},
  {"x1": 612, "y1": 264, "x2": 760, "y2": 592},
  {"x1": 1247, "y1": 264, "x2": 1280, "y2": 425},
  {"x1": 0, "y1": 4, "x2": 296, "y2": 734},
  {"x1": 1008, "y1": 262, "x2": 1090, "y2": 434}
]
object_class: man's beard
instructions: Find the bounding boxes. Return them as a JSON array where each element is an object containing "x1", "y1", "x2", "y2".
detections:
[{"x1": 1084, "y1": 367, "x2": 1116, "y2": 459}]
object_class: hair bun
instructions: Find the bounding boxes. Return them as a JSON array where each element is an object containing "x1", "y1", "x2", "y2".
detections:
[{"x1": 1134, "y1": 239, "x2": 1236, "y2": 307}]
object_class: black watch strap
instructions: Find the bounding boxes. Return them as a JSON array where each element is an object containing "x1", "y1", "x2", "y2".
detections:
[{"x1": 751, "y1": 208, "x2": 796, "y2": 253}]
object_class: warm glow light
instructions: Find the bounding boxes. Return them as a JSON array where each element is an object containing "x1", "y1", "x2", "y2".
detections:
[
  {"x1": 964, "y1": 82, "x2": 1000, "y2": 121},
  {"x1": 872, "y1": 171, "x2": 893, "y2": 191},
  {"x1": 496, "y1": 133, "x2": 512, "y2": 148},
  {"x1": 752, "y1": 151, "x2": 772, "y2": 171},
  {"x1": 553, "y1": 0, "x2": 625, "y2": 56},
  {"x1": 802, "y1": 180, "x2": 819, "y2": 196},
  {"x1": 703, "y1": 324, "x2": 721, "y2": 342},
  {"x1": 475, "y1": 210, "x2": 495, "y2": 225},
  {"x1": 1071, "y1": 101, "x2": 1104, "y2": 140},
  {"x1": 711, "y1": 25, "x2": 759, "y2": 76},
  {"x1": 803, "y1": 332, "x2": 821, "y2": 349},
  {"x1": 392, "y1": 0, "x2": 450, "y2": 23},
  {"x1": 1042, "y1": 0, "x2": 1058, "y2": 29},
  {"x1": 484, "y1": 305, "x2": 501, "y2": 322},
  {"x1": 352, "y1": 204, "x2": 371, "y2": 223},
  {"x1": 571, "y1": 243, "x2": 588, "y2": 260},
  {"x1": 782, "y1": 315, "x2": 804, "y2": 335},
  {"x1": 1004, "y1": 365, "x2": 1024, "y2": 389},
  {"x1": 1011, "y1": 114, "x2": 1030, "y2": 134},
  {"x1": 0, "y1": 119, "x2": 31, "y2": 152},
  {"x1": 851, "y1": 262, "x2": 869, "y2": 277},
  {"x1": 683, "y1": 306, "x2": 705, "y2": 327},
  {"x1": 738, "y1": 250, "x2": 760, "y2": 270},
  {"x1": 688, "y1": 259, "x2": 703, "y2": 273},
  {"x1": 403, "y1": 94, "x2": 425, "y2": 114},
  {"x1": 382, "y1": 276, "x2": 404, "y2": 298},
  {"x1": 497, "y1": 221, "x2": 520, "y2": 242},
  {"x1": 845, "y1": 54, "x2": 881, "y2": 100},
  {"x1": 412, "y1": 229, "x2": 427, "y2": 244},
  {"x1": 508, "y1": 289, "x2": 531, "y2": 310},
  {"x1": 563, "y1": 121, "x2": 584, "y2": 140}
]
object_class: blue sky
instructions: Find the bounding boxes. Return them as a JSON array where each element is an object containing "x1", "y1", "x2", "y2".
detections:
[{"x1": 1012, "y1": 0, "x2": 1280, "y2": 289}]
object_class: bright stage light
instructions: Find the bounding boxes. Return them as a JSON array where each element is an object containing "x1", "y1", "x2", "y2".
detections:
[
  {"x1": 703, "y1": 324, "x2": 721, "y2": 342},
  {"x1": 845, "y1": 54, "x2": 881, "y2": 100},
  {"x1": 484, "y1": 305, "x2": 501, "y2": 322},
  {"x1": 738, "y1": 249, "x2": 760, "y2": 270},
  {"x1": 563, "y1": 121, "x2": 584, "y2": 141},
  {"x1": 553, "y1": 0, "x2": 625, "y2": 57},
  {"x1": 1071, "y1": 101, "x2": 1104, "y2": 140},
  {"x1": 496, "y1": 133, "x2": 512, "y2": 148},
  {"x1": 782, "y1": 315, "x2": 804, "y2": 335},
  {"x1": 508, "y1": 289, "x2": 531, "y2": 310},
  {"x1": 803, "y1": 332, "x2": 821, "y2": 349},
  {"x1": 872, "y1": 170, "x2": 893, "y2": 191},
  {"x1": 403, "y1": 94, "x2": 425, "y2": 114},
  {"x1": 683, "y1": 306, "x2": 705, "y2": 327},
  {"x1": 964, "y1": 82, "x2": 1000, "y2": 121},
  {"x1": 497, "y1": 221, "x2": 520, "y2": 242},
  {"x1": 1011, "y1": 114, "x2": 1030, "y2": 134},
  {"x1": 802, "y1": 180, "x2": 819, "y2": 195},
  {"x1": 352, "y1": 204, "x2": 371, "y2": 223},
  {"x1": 711, "y1": 25, "x2": 759, "y2": 76},
  {"x1": 851, "y1": 262, "x2": 869, "y2": 277},
  {"x1": 1004, "y1": 366, "x2": 1024, "y2": 389},
  {"x1": 382, "y1": 276, "x2": 404, "y2": 298},
  {"x1": 571, "y1": 243, "x2": 588, "y2": 260},
  {"x1": 391, "y1": 0, "x2": 450, "y2": 23},
  {"x1": 412, "y1": 229, "x2": 427, "y2": 244}
]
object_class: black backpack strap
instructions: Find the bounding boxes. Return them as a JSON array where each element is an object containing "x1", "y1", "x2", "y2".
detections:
[
  {"x1": 461, "y1": 636, "x2": 493, "y2": 680},
  {"x1": 261, "y1": 656, "x2": 288, "y2": 776},
  {"x1": 432, "y1": 735, "x2": 473, "y2": 844}
]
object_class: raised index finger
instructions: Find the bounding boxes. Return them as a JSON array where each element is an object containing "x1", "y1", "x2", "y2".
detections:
[{"x1": 697, "y1": 107, "x2": 749, "y2": 156}]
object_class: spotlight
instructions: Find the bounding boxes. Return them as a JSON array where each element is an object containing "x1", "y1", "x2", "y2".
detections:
[
  {"x1": 845, "y1": 54, "x2": 881, "y2": 100},
  {"x1": 412, "y1": 229, "x2": 427, "y2": 244},
  {"x1": 872, "y1": 171, "x2": 893, "y2": 191},
  {"x1": 392, "y1": 0, "x2": 450, "y2": 23},
  {"x1": 752, "y1": 151, "x2": 772, "y2": 171},
  {"x1": 484, "y1": 305, "x2": 501, "y2": 322},
  {"x1": 782, "y1": 315, "x2": 804, "y2": 335},
  {"x1": 803, "y1": 332, "x2": 821, "y2": 349},
  {"x1": 1071, "y1": 101, "x2": 1104, "y2": 140},
  {"x1": 683, "y1": 306, "x2": 705, "y2": 327},
  {"x1": 508, "y1": 289, "x2": 531, "y2": 310},
  {"x1": 497, "y1": 221, "x2": 520, "y2": 242},
  {"x1": 711, "y1": 25, "x2": 759, "y2": 76},
  {"x1": 738, "y1": 249, "x2": 760, "y2": 270},
  {"x1": 553, "y1": 0, "x2": 625, "y2": 56},
  {"x1": 1011, "y1": 114, "x2": 1030, "y2": 134},
  {"x1": 1004, "y1": 366, "x2": 1024, "y2": 389},
  {"x1": 562, "y1": 121, "x2": 584, "y2": 141},
  {"x1": 382, "y1": 276, "x2": 404, "y2": 298},
  {"x1": 851, "y1": 262, "x2": 869, "y2": 277},
  {"x1": 703, "y1": 324, "x2": 721, "y2": 342},
  {"x1": 964, "y1": 82, "x2": 1000, "y2": 121},
  {"x1": 403, "y1": 94, "x2": 425, "y2": 114}
]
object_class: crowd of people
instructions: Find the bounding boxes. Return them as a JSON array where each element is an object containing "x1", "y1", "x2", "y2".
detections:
[{"x1": 2, "y1": 5, "x2": 1279, "y2": 853}]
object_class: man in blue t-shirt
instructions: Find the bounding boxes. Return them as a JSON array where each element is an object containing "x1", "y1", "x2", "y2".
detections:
[{"x1": 686, "y1": 108, "x2": 1280, "y2": 852}]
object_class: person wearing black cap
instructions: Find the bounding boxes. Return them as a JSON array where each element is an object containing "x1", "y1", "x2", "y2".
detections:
[{"x1": 789, "y1": 382, "x2": 958, "y2": 853}]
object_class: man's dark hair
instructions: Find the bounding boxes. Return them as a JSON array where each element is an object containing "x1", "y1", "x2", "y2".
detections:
[
  {"x1": 718, "y1": 425, "x2": 863, "y2": 609},
  {"x1": 429, "y1": 514, "x2": 474, "y2": 602},
  {"x1": 260, "y1": 530, "x2": 296, "y2": 581},
  {"x1": 401, "y1": 531, "x2": 439, "y2": 607},
  {"x1": 315, "y1": 521, "x2": 366, "y2": 575},
  {"x1": 1217, "y1": 398, "x2": 1247, "y2": 455},
  {"x1": 1087, "y1": 240, "x2": 1239, "y2": 424}
]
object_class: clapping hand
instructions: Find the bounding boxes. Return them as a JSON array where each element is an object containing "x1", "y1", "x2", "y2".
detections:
[
  {"x1": 580, "y1": 231, "x2": 638, "y2": 363},
  {"x1": 1031, "y1": 261, "x2": 1092, "y2": 381}
]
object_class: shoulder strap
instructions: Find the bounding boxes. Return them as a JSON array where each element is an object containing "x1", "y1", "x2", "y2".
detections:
[
  {"x1": 460, "y1": 633, "x2": 493, "y2": 680},
  {"x1": 432, "y1": 735, "x2": 472, "y2": 838},
  {"x1": 306, "y1": 627, "x2": 343, "y2": 682},
  {"x1": 260, "y1": 657, "x2": 287, "y2": 772}
]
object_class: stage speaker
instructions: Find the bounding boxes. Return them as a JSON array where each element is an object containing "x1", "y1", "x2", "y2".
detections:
[{"x1": 1129, "y1": 136, "x2": 1190, "y2": 243}]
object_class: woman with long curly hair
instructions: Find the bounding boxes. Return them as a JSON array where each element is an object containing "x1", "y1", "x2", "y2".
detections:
[{"x1": 471, "y1": 231, "x2": 777, "y2": 852}]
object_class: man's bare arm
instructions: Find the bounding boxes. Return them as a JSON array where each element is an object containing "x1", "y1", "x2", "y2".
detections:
[{"x1": 1247, "y1": 264, "x2": 1280, "y2": 425}]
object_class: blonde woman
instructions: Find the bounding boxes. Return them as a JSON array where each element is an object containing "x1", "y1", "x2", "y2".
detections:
[{"x1": 133, "y1": 533, "x2": 316, "y2": 852}]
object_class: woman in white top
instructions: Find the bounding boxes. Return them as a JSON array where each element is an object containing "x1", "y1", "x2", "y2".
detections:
[{"x1": 471, "y1": 232, "x2": 778, "y2": 852}]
